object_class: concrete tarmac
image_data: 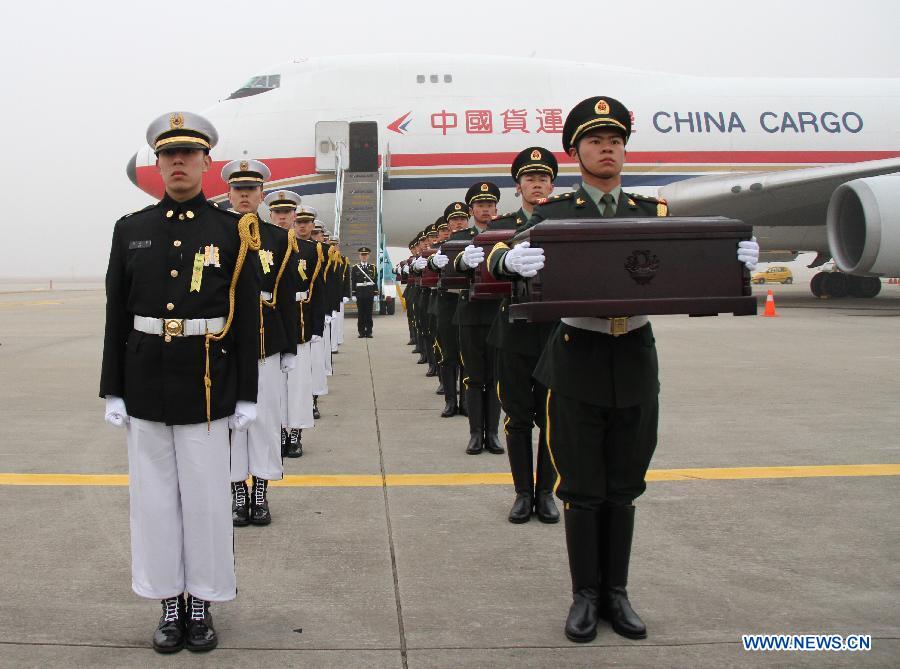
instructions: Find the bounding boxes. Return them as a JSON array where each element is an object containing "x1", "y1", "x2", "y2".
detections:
[{"x1": 0, "y1": 283, "x2": 898, "y2": 668}]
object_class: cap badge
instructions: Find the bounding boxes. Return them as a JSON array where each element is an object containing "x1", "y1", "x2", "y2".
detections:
[
  {"x1": 594, "y1": 99, "x2": 610, "y2": 115},
  {"x1": 169, "y1": 112, "x2": 185, "y2": 130},
  {"x1": 480, "y1": 183, "x2": 489, "y2": 192},
  {"x1": 239, "y1": 160, "x2": 249, "y2": 171},
  {"x1": 530, "y1": 149, "x2": 542, "y2": 160},
  {"x1": 278, "y1": 192, "x2": 286, "y2": 199}
]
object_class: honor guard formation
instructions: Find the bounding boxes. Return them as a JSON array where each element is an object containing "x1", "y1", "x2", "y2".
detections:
[{"x1": 102, "y1": 99, "x2": 759, "y2": 653}]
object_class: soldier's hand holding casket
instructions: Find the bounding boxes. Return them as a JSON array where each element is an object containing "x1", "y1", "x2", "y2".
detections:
[
  {"x1": 229, "y1": 401, "x2": 257, "y2": 431},
  {"x1": 104, "y1": 395, "x2": 129, "y2": 428},
  {"x1": 432, "y1": 252, "x2": 449, "y2": 269},
  {"x1": 503, "y1": 241, "x2": 544, "y2": 278},
  {"x1": 737, "y1": 237, "x2": 760, "y2": 271},
  {"x1": 402, "y1": 264, "x2": 410, "y2": 274},
  {"x1": 460, "y1": 244, "x2": 485, "y2": 269},
  {"x1": 281, "y1": 353, "x2": 296, "y2": 373},
  {"x1": 413, "y1": 256, "x2": 428, "y2": 271}
]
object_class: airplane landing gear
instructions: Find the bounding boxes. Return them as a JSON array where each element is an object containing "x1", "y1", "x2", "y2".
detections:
[{"x1": 810, "y1": 272, "x2": 881, "y2": 299}]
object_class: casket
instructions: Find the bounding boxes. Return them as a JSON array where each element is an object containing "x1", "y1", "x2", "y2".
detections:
[
  {"x1": 508, "y1": 217, "x2": 756, "y2": 322},
  {"x1": 420, "y1": 249, "x2": 439, "y2": 288},
  {"x1": 437, "y1": 239, "x2": 471, "y2": 290},
  {"x1": 471, "y1": 229, "x2": 514, "y2": 300}
]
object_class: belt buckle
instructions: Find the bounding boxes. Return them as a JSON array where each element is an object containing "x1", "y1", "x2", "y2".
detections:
[
  {"x1": 163, "y1": 318, "x2": 184, "y2": 337},
  {"x1": 609, "y1": 316, "x2": 629, "y2": 337}
]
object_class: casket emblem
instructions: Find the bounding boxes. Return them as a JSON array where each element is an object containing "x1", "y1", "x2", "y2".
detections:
[{"x1": 624, "y1": 250, "x2": 660, "y2": 285}]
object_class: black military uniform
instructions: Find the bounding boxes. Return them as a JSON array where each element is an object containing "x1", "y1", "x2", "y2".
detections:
[
  {"x1": 100, "y1": 111, "x2": 259, "y2": 654},
  {"x1": 351, "y1": 247, "x2": 378, "y2": 337},
  {"x1": 529, "y1": 97, "x2": 668, "y2": 643},
  {"x1": 398, "y1": 240, "x2": 418, "y2": 345},
  {"x1": 451, "y1": 182, "x2": 504, "y2": 455},
  {"x1": 485, "y1": 148, "x2": 560, "y2": 524},
  {"x1": 411, "y1": 224, "x2": 439, "y2": 365}
]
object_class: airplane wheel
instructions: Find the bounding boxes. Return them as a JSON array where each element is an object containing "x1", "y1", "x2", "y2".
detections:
[
  {"x1": 823, "y1": 272, "x2": 849, "y2": 298},
  {"x1": 810, "y1": 273, "x2": 826, "y2": 297},
  {"x1": 848, "y1": 275, "x2": 882, "y2": 298}
]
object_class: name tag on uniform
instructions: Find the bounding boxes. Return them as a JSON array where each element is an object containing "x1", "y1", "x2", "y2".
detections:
[
  {"x1": 190, "y1": 253, "x2": 204, "y2": 292},
  {"x1": 128, "y1": 240, "x2": 151, "y2": 249}
]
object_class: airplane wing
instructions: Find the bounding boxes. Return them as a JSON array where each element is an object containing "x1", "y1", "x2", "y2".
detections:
[{"x1": 659, "y1": 157, "x2": 900, "y2": 229}]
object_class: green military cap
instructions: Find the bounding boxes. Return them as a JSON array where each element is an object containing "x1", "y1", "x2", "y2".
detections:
[
  {"x1": 221, "y1": 159, "x2": 270, "y2": 187},
  {"x1": 563, "y1": 96, "x2": 631, "y2": 151},
  {"x1": 465, "y1": 181, "x2": 500, "y2": 206},
  {"x1": 358, "y1": 246, "x2": 372, "y2": 253},
  {"x1": 426, "y1": 223, "x2": 439, "y2": 237},
  {"x1": 295, "y1": 205, "x2": 317, "y2": 221},
  {"x1": 408, "y1": 239, "x2": 417, "y2": 249},
  {"x1": 263, "y1": 190, "x2": 301, "y2": 210},
  {"x1": 146, "y1": 111, "x2": 218, "y2": 154},
  {"x1": 444, "y1": 201, "x2": 469, "y2": 222},
  {"x1": 511, "y1": 146, "x2": 558, "y2": 181}
]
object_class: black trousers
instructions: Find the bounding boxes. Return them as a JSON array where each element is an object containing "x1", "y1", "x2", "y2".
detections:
[
  {"x1": 546, "y1": 390, "x2": 658, "y2": 508},
  {"x1": 357, "y1": 295, "x2": 374, "y2": 334},
  {"x1": 497, "y1": 348, "x2": 545, "y2": 435},
  {"x1": 459, "y1": 323, "x2": 494, "y2": 389}
]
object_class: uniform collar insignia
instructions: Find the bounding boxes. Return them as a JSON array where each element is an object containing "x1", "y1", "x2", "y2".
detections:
[
  {"x1": 575, "y1": 197, "x2": 586, "y2": 207},
  {"x1": 628, "y1": 198, "x2": 637, "y2": 209}
]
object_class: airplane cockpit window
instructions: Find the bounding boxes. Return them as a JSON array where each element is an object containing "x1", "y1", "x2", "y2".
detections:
[{"x1": 227, "y1": 74, "x2": 281, "y2": 99}]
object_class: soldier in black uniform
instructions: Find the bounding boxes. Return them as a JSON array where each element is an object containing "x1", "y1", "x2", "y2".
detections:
[
  {"x1": 410, "y1": 223, "x2": 439, "y2": 366},
  {"x1": 222, "y1": 164, "x2": 298, "y2": 528},
  {"x1": 100, "y1": 112, "x2": 260, "y2": 653},
  {"x1": 508, "y1": 97, "x2": 757, "y2": 643},
  {"x1": 351, "y1": 247, "x2": 378, "y2": 337},
  {"x1": 450, "y1": 182, "x2": 505, "y2": 455},
  {"x1": 397, "y1": 239, "x2": 418, "y2": 345},
  {"x1": 484, "y1": 148, "x2": 560, "y2": 525}
]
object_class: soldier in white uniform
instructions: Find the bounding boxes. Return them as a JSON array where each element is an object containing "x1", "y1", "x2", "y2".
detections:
[
  {"x1": 101, "y1": 112, "x2": 259, "y2": 653},
  {"x1": 309, "y1": 221, "x2": 329, "y2": 417}
]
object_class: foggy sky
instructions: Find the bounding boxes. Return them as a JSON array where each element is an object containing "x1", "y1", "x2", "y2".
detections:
[{"x1": 0, "y1": 0, "x2": 898, "y2": 278}]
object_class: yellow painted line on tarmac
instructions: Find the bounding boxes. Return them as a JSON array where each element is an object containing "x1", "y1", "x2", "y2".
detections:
[
  {"x1": 0, "y1": 464, "x2": 898, "y2": 488},
  {"x1": 0, "y1": 300, "x2": 62, "y2": 308}
]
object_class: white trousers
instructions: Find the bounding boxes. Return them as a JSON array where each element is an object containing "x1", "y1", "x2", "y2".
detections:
[
  {"x1": 311, "y1": 337, "x2": 329, "y2": 395},
  {"x1": 127, "y1": 417, "x2": 235, "y2": 602},
  {"x1": 324, "y1": 322, "x2": 334, "y2": 376},
  {"x1": 331, "y1": 311, "x2": 340, "y2": 352},
  {"x1": 336, "y1": 304, "x2": 345, "y2": 345},
  {"x1": 281, "y1": 341, "x2": 314, "y2": 430},
  {"x1": 231, "y1": 353, "x2": 284, "y2": 482}
]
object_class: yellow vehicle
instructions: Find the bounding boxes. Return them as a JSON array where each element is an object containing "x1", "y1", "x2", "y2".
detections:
[{"x1": 752, "y1": 266, "x2": 793, "y2": 285}]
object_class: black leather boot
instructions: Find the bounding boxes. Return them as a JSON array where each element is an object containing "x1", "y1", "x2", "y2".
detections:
[
  {"x1": 464, "y1": 386, "x2": 484, "y2": 454},
  {"x1": 249, "y1": 476, "x2": 271, "y2": 526},
  {"x1": 285, "y1": 428, "x2": 303, "y2": 458},
  {"x1": 506, "y1": 431, "x2": 533, "y2": 523},
  {"x1": 599, "y1": 505, "x2": 647, "y2": 639},
  {"x1": 184, "y1": 595, "x2": 217, "y2": 652},
  {"x1": 441, "y1": 365, "x2": 458, "y2": 417},
  {"x1": 416, "y1": 335, "x2": 427, "y2": 363},
  {"x1": 457, "y1": 367, "x2": 467, "y2": 416},
  {"x1": 313, "y1": 395, "x2": 321, "y2": 420},
  {"x1": 425, "y1": 343, "x2": 438, "y2": 377},
  {"x1": 231, "y1": 481, "x2": 249, "y2": 527},
  {"x1": 412, "y1": 332, "x2": 422, "y2": 354},
  {"x1": 280, "y1": 427, "x2": 287, "y2": 457},
  {"x1": 436, "y1": 364, "x2": 445, "y2": 394},
  {"x1": 152, "y1": 595, "x2": 185, "y2": 653},
  {"x1": 533, "y1": 428, "x2": 560, "y2": 524},
  {"x1": 564, "y1": 505, "x2": 601, "y2": 643},
  {"x1": 483, "y1": 389, "x2": 505, "y2": 454}
]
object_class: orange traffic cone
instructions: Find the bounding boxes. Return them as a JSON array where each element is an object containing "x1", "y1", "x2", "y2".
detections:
[{"x1": 763, "y1": 289, "x2": 778, "y2": 317}]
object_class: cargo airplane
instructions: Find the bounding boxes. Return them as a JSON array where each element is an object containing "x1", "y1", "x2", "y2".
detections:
[{"x1": 127, "y1": 54, "x2": 900, "y2": 298}]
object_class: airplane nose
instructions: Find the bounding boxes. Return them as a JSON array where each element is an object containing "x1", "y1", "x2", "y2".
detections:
[{"x1": 126, "y1": 152, "x2": 138, "y2": 187}]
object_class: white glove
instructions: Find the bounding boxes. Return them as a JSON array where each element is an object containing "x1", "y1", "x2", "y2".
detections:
[
  {"x1": 413, "y1": 256, "x2": 428, "y2": 270},
  {"x1": 432, "y1": 252, "x2": 449, "y2": 269},
  {"x1": 352, "y1": 296, "x2": 357, "y2": 302},
  {"x1": 342, "y1": 297, "x2": 350, "y2": 303},
  {"x1": 738, "y1": 236, "x2": 760, "y2": 271},
  {"x1": 311, "y1": 335, "x2": 322, "y2": 343},
  {"x1": 460, "y1": 244, "x2": 485, "y2": 269},
  {"x1": 324, "y1": 315, "x2": 332, "y2": 325},
  {"x1": 402, "y1": 264, "x2": 410, "y2": 275},
  {"x1": 228, "y1": 401, "x2": 257, "y2": 431},
  {"x1": 104, "y1": 395, "x2": 129, "y2": 428},
  {"x1": 332, "y1": 311, "x2": 339, "y2": 318},
  {"x1": 502, "y1": 241, "x2": 545, "y2": 278},
  {"x1": 280, "y1": 352, "x2": 296, "y2": 373}
]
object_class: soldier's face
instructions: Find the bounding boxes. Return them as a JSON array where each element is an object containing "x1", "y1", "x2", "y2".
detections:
[
  {"x1": 470, "y1": 201, "x2": 497, "y2": 224},
  {"x1": 294, "y1": 218, "x2": 314, "y2": 239},
  {"x1": 156, "y1": 148, "x2": 211, "y2": 199},
  {"x1": 270, "y1": 208, "x2": 295, "y2": 229},
  {"x1": 570, "y1": 129, "x2": 626, "y2": 180},
  {"x1": 450, "y1": 216, "x2": 469, "y2": 232},
  {"x1": 438, "y1": 227, "x2": 450, "y2": 241},
  {"x1": 359, "y1": 253, "x2": 370, "y2": 263},
  {"x1": 517, "y1": 173, "x2": 554, "y2": 205},
  {"x1": 228, "y1": 186, "x2": 263, "y2": 214},
  {"x1": 311, "y1": 231, "x2": 324, "y2": 241}
]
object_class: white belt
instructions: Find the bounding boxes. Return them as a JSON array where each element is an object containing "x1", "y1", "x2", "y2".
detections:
[
  {"x1": 562, "y1": 315, "x2": 649, "y2": 336},
  {"x1": 133, "y1": 315, "x2": 226, "y2": 337},
  {"x1": 295, "y1": 291, "x2": 308, "y2": 301},
  {"x1": 355, "y1": 281, "x2": 374, "y2": 287},
  {"x1": 260, "y1": 291, "x2": 273, "y2": 300}
]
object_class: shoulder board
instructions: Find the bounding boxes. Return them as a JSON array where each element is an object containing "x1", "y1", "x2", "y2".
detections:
[
  {"x1": 122, "y1": 203, "x2": 157, "y2": 219},
  {"x1": 537, "y1": 192, "x2": 574, "y2": 206},
  {"x1": 627, "y1": 192, "x2": 661, "y2": 204}
]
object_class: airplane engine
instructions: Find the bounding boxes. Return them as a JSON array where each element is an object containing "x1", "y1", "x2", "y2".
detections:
[{"x1": 827, "y1": 174, "x2": 900, "y2": 275}]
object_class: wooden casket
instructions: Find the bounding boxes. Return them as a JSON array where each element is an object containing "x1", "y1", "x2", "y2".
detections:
[
  {"x1": 471, "y1": 229, "x2": 514, "y2": 300},
  {"x1": 437, "y1": 239, "x2": 471, "y2": 290},
  {"x1": 508, "y1": 217, "x2": 757, "y2": 322},
  {"x1": 419, "y1": 249, "x2": 439, "y2": 288}
]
